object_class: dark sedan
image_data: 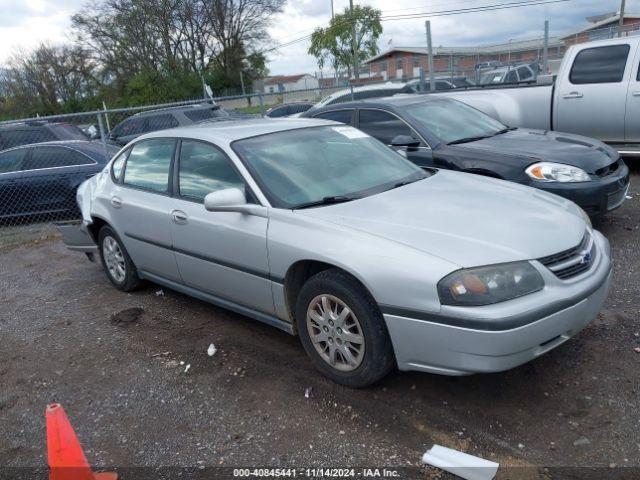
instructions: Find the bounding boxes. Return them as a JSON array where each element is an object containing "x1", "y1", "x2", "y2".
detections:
[
  {"x1": 303, "y1": 96, "x2": 630, "y2": 217},
  {"x1": 0, "y1": 140, "x2": 118, "y2": 223}
]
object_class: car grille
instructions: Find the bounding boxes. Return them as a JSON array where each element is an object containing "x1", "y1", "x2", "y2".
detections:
[
  {"x1": 538, "y1": 232, "x2": 595, "y2": 280},
  {"x1": 595, "y1": 158, "x2": 622, "y2": 177}
]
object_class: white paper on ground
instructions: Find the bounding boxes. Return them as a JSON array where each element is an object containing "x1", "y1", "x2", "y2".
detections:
[{"x1": 422, "y1": 444, "x2": 499, "y2": 480}]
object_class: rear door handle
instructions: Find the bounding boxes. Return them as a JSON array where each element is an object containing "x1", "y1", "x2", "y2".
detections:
[
  {"x1": 632, "y1": 91, "x2": 640, "y2": 97},
  {"x1": 171, "y1": 210, "x2": 188, "y2": 225},
  {"x1": 562, "y1": 91, "x2": 583, "y2": 99},
  {"x1": 110, "y1": 196, "x2": 122, "y2": 208}
]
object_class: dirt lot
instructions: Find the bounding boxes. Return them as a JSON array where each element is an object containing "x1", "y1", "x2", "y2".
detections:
[{"x1": 1, "y1": 167, "x2": 639, "y2": 480}]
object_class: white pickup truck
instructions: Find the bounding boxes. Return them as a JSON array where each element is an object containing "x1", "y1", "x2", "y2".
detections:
[{"x1": 438, "y1": 36, "x2": 640, "y2": 156}]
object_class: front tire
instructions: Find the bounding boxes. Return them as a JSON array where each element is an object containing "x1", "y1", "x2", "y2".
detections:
[
  {"x1": 295, "y1": 269, "x2": 395, "y2": 388},
  {"x1": 98, "y1": 226, "x2": 141, "y2": 292}
]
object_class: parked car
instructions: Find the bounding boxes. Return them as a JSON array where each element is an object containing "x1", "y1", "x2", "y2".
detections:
[
  {"x1": 304, "y1": 82, "x2": 410, "y2": 116},
  {"x1": 58, "y1": 118, "x2": 610, "y2": 387},
  {"x1": 0, "y1": 140, "x2": 118, "y2": 222},
  {"x1": 478, "y1": 63, "x2": 537, "y2": 85},
  {"x1": 303, "y1": 96, "x2": 629, "y2": 217},
  {"x1": 435, "y1": 36, "x2": 640, "y2": 154},
  {"x1": 108, "y1": 103, "x2": 229, "y2": 145},
  {"x1": 266, "y1": 102, "x2": 314, "y2": 118},
  {"x1": 0, "y1": 121, "x2": 88, "y2": 151},
  {"x1": 405, "y1": 77, "x2": 474, "y2": 92}
]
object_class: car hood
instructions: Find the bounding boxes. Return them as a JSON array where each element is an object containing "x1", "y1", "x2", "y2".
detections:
[
  {"x1": 297, "y1": 170, "x2": 587, "y2": 268},
  {"x1": 453, "y1": 128, "x2": 619, "y2": 173}
]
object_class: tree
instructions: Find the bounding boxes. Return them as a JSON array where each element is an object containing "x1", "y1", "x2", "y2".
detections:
[{"x1": 308, "y1": 5, "x2": 382, "y2": 78}]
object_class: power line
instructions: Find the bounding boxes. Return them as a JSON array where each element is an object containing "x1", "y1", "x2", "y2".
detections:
[{"x1": 261, "y1": 0, "x2": 571, "y2": 55}]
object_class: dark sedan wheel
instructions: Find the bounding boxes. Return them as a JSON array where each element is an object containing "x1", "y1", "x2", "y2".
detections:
[
  {"x1": 295, "y1": 269, "x2": 395, "y2": 388},
  {"x1": 98, "y1": 226, "x2": 141, "y2": 292}
]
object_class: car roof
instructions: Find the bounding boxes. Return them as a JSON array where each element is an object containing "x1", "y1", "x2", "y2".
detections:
[
  {"x1": 131, "y1": 103, "x2": 219, "y2": 118},
  {"x1": 139, "y1": 118, "x2": 339, "y2": 143},
  {"x1": 309, "y1": 94, "x2": 455, "y2": 112},
  {"x1": 1, "y1": 140, "x2": 117, "y2": 159},
  {"x1": 0, "y1": 121, "x2": 69, "y2": 130}
]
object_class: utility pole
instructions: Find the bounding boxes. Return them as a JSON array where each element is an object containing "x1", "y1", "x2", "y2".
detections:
[
  {"x1": 619, "y1": 0, "x2": 626, "y2": 37},
  {"x1": 543, "y1": 20, "x2": 549, "y2": 74},
  {"x1": 331, "y1": 0, "x2": 334, "y2": 19},
  {"x1": 350, "y1": 0, "x2": 359, "y2": 81},
  {"x1": 425, "y1": 20, "x2": 435, "y2": 92}
]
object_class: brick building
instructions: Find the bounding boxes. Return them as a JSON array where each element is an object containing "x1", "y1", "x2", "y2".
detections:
[{"x1": 364, "y1": 37, "x2": 564, "y2": 81}]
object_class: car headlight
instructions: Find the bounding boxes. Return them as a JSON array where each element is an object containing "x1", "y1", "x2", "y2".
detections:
[
  {"x1": 525, "y1": 162, "x2": 590, "y2": 182},
  {"x1": 438, "y1": 262, "x2": 544, "y2": 306}
]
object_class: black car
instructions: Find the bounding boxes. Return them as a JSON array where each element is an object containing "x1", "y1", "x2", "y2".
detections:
[
  {"x1": 303, "y1": 96, "x2": 630, "y2": 217},
  {"x1": 0, "y1": 140, "x2": 118, "y2": 223},
  {"x1": 109, "y1": 103, "x2": 230, "y2": 145},
  {"x1": 0, "y1": 121, "x2": 88, "y2": 151}
]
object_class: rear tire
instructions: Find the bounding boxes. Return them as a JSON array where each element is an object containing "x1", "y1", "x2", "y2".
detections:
[
  {"x1": 295, "y1": 269, "x2": 395, "y2": 388},
  {"x1": 98, "y1": 226, "x2": 141, "y2": 292}
]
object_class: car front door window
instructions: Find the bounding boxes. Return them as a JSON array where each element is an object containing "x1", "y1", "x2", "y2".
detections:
[
  {"x1": 358, "y1": 109, "x2": 417, "y2": 145},
  {"x1": 178, "y1": 140, "x2": 245, "y2": 201}
]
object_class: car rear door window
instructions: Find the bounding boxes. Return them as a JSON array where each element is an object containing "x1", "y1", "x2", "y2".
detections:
[
  {"x1": 358, "y1": 109, "x2": 414, "y2": 144},
  {"x1": 178, "y1": 140, "x2": 244, "y2": 201},
  {"x1": 267, "y1": 105, "x2": 290, "y2": 118},
  {"x1": 314, "y1": 110, "x2": 354, "y2": 124},
  {"x1": 123, "y1": 138, "x2": 175, "y2": 193},
  {"x1": 27, "y1": 147, "x2": 95, "y2": 169},
  {"x1": 0, "y1": 128, "x2": 56, "y2": 149},
  {"x1": 145, "y1": 114, "x2": 179, "y2": 132},
  {"x1": 569, "y1": 44, "x2": 630, "y2": 84},
  {"x1": 505, "y1": 69, "x2": 518, "y2": 83},
  {"x1": 183, "y1": 109, "x2": 217, "y2": 122},
  {"x1": 112, "y1": 117, "x2": 147, "y2": 138},
  {"x1": 0, "y1": 148, "x2": 29, "y2": 173}
]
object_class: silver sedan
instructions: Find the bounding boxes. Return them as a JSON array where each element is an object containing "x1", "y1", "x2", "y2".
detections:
[{"x1": 63, "y1": 118, "x2": 611, "y2": 387}]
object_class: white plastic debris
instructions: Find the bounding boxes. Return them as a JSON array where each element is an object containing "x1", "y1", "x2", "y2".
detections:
[
  {"x1": 626, "y1": 195, "x2": 632, "y2": 200},
  {"x1": 155, "y1": 289, "x2": 165, "y2": 296},
  {"x1": 207, "y1": 343, "x2": 217, "y2": 357},
  {"x1": 422, "y1": 445, "x2": 498, "y2": 480},
  {"x1": 184, "y1": 363, "x2": 191, "y2": 373},
  {"x1": 304, "y1": 387, "x2": 312, "y2": 398}
]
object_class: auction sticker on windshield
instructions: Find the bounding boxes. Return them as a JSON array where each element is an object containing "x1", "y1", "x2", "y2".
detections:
[{"x1": 332, "y1": 126, "x2": 369, "y2": 139}]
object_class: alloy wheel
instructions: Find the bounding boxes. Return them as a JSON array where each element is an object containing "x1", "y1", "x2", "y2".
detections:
[
  {"x1": 306, "y1": 294, "x2": 365, "y2": 372},
  {"x1": 102, "y1": 236, "x2": 126, "y2": 283}
]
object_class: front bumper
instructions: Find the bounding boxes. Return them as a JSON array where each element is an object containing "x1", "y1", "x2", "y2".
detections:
[
  {"x1": 384, "y1": 230, "x2": 612, "y2": 375},
  {"x1": 528, "y1": 162, "x2": 630, "y2": 217}
]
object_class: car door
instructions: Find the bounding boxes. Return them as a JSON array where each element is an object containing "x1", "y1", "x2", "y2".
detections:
[
  {"x1": 0, "y1": 147, "x2": 30, "y2": 218},
  {"x1": 25, "y1": 146, "x2": 97, "y2": 218},
  {"x1": 356, "y1": 108, "x2": 434, "y2": 168},
  {"x1": 625, "y1": 42, "x2": 640, "y2": 142},
  {"x1": 555, "y1": 43, "x2": 632, "y2": 142},
  {"x1": 111, "y1": 137, "x2": 182, "y2": 281},
  {"x1": 169, "y1": 139, "x2": 273, "y2": 314}
]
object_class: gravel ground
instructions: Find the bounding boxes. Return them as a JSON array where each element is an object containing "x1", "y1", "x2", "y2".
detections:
[{"x1": 0, "y1": 167, "x2": 639, "y2": 480}]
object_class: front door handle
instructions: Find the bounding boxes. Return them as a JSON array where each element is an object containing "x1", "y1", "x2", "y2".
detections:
[
  {"x1": 110, "y1": 196, "x2": 122, "y2": 208},
  {"x1": 171, "y1": 210, "x2": 188, "y2": 225},
  {"x1": 562, "y1": 91, "x2": 583, "y2": 99}
]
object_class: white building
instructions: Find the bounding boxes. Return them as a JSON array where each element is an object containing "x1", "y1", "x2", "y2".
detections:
[{"x1": 263, "y1": 74, "x2": 319, "y2": 94}]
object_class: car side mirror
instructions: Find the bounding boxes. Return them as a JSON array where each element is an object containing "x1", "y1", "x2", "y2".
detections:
[
  {"x1": 390, "y1": 135, "x2": 420, "y2": 149},
  {"x1": 203, "y1": 188, "x2": 267, "y2": 217},
  {"x1": 204, "y1": 188, "x2": 247, "y2": 211}
]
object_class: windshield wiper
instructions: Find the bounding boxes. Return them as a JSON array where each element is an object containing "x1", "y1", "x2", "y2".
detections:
[
  {"x1": 293, "y1": 195, "x2": 357, "y2": 210},
  {"x1": 494, "y1": 126, "x2": 517, "y2": 135},
  {"x1": 447, "y1": 135, "x2": 493, "y2": 145}
]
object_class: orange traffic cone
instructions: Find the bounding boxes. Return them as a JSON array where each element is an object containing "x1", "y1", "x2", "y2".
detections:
[{"x1": 46, "y1": 403, "x2": 118, "y2": 480}]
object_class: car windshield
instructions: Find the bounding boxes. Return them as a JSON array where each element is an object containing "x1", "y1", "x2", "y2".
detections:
[
  {"x1": 233, "y1": 126, "x2": 427, "y2": 209},
  {"x1": 406, "y1": 100, "x2": 507, "y2": 144},
  {"x1": 480, "y1": 71, "x2": 506, "y2": 84}
]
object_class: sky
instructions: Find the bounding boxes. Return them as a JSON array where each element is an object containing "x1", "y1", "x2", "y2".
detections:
[{"x1": 0, "y1": 0, "x2": 637, "y2": 75}]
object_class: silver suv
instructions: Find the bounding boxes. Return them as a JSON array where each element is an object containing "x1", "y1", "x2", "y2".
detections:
[{"x1": 63, "y1": 119, "x2": 611, "y2": 387}]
